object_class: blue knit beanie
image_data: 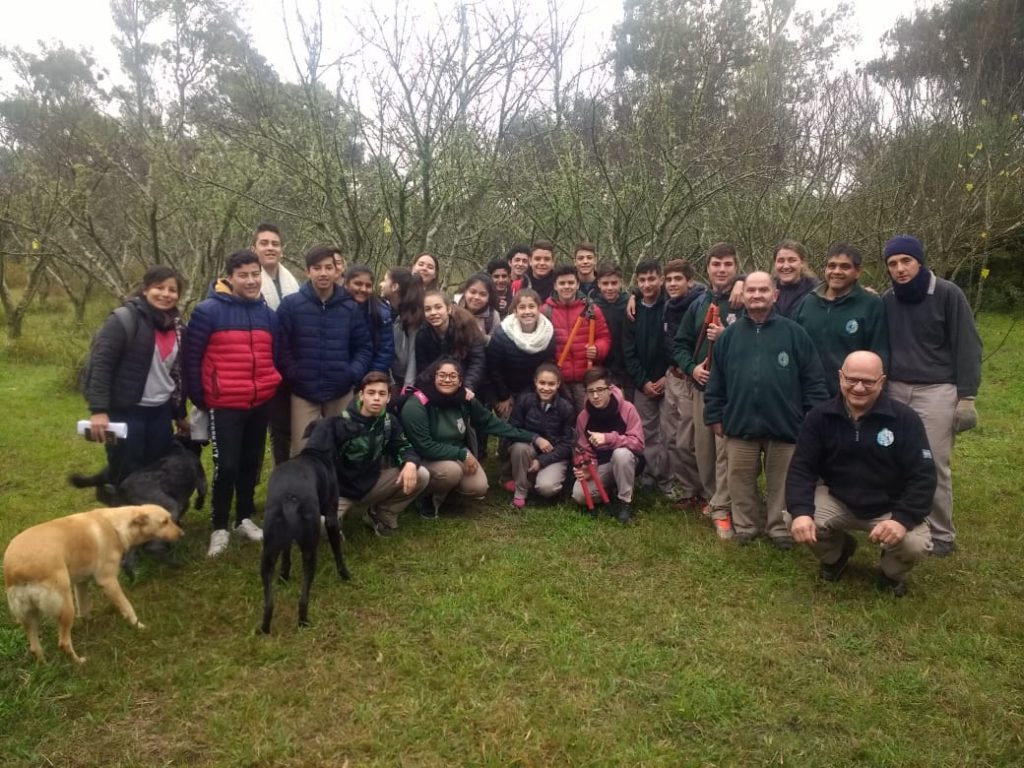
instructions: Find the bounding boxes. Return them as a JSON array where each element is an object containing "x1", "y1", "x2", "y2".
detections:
[{"x1": 883, "y1": 235, "x2": 925, "y2": 265}]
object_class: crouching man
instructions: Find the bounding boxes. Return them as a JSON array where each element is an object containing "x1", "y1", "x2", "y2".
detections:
[
  {"x1": 335, "y1": 372, "x2": 429, "y2": 537},
  {"x1": 785, "y1": 351, "x2": 936, "y2": 596},
  {"x1": 572, "y1": 367, "x2": 645, "y2": 525}
]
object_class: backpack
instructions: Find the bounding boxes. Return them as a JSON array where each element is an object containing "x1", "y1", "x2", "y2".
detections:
[{"x1": 80, "y1": 306, "x2": 137, "y2": 397}]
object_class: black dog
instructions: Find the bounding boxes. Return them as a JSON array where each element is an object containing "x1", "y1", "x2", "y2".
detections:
[
  {"x1": 68, "y1": 436, "x2": 208, "y2": 575},
  {"x1": 260, "y1": 416, "x2": 361, "y2": 634}
]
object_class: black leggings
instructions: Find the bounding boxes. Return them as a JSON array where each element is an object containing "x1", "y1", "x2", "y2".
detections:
[
  {"x1": 209, "y1": 404, "x2": 270, "y2": 530},
  {"x1": 106, "y1": 402, "x2": 174, "y2": 484}
]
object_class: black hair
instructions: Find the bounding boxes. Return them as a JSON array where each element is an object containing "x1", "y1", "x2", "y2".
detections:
[
  {"x1": 634, "y1": 259, "x2": 661, "y2": 276},
  {"x1": 551, "y1": 264, "x2": 579, "y2": 281},
  {"x1": 304, "y1": 244, "x2": 339, "y2": 269},
  {"x1": 254, "y1": 222, "x2": 281, "y2": 239},
  {"x1": 486, "y1": 257, "x2": 511, "y2": 275},
  {"x1": 386, "y1": 267, "x2": 425, "y2": 332},
  {"x1": 826, "y1": 242, "x2": 863, "y2": 268},
  {"x1": 225, "y1": 249, "x2": 259, "y2": 275},
  {"x1": 457, "y1": 272, "x2": 498, "y2": 314}
]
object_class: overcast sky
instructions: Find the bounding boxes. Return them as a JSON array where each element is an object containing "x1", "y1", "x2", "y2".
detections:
[{"x1": 0, "y1": 0, "x2": 933, "y2": 92}]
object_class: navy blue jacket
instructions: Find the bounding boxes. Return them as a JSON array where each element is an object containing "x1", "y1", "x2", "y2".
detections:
[
  {"x1": 785, "y1": 393, "x2": 937, "y2": 530},
  {"x1": 277, "y1": 283, "x2": 373, "y2": 403},
  {"x1": 356, "y1": 298, "x2": 395, "y2": 374}
]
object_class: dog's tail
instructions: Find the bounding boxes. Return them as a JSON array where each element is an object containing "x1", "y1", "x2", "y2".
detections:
[
  {"x1": 68, "y1": 471, "x2": 104, "y2": 489},
  {"x1": 281, "y1": 495, "x2": 303, "y2": 532}
]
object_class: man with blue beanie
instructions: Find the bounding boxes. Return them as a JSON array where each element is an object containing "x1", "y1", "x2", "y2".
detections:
[{"x1": 882, "y1": 235, "x2": 982, "y2": 557}]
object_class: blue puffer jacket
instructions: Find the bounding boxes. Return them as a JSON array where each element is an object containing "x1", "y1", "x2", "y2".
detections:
[
  {"x1": 356, "y1": 297, "x2": 395, "y2": 374},
  {"x1": 277, "y1": 283, "x2": 373, "y2": 403}
]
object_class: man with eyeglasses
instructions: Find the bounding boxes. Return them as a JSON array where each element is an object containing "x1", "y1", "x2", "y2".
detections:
[
  {"x1": 785, "y1": 351, "x2": 936, "y2": 596},
  {"x1": 704, "y1": 272, "x2": 829, "y2": 549},
  {"x1": 881, "y1": 235, "x2": 982, "y2": 558}
]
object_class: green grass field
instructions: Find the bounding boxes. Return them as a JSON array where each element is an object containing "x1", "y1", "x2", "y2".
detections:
[{"x1": 1, "y1": 302, "x2": 1022, "y2": 767}]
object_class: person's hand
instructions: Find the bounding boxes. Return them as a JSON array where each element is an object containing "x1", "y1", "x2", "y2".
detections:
[
  {"x1": 573, "y1": 466, "x2": 587, "y2": 480},
  {"x1": 89, "y1": 413, "x2": 110, "y2": 443},
  {"x1": 954, "y1": 399, "x2": 978, "y2": 433},
  {"x1": 587, "y1": 430, "x2": 606, "y2": 447},
  {"x1": 626, "y1": 293, "x2": 637, "y2": 320},
  {"x1": 790, "y1": 515, "x2": 817, "y2": 544},
  {"x1": 585, "y1": 344, "x2": 597, "y2": 361},
  {"x1": 495, "y1": 398, "x2": 513, "y2": 418},
  {"x1": 729, "y1": 281, "x2": 744, "y2": 308},
  {"x1": 710, "y1": 422, "x2": 723, "y2": 437},
  {"x1": 464, "y1": 388, "x2": 476, "y2": 401},
  {"x1": 528, "y1": 459, "x2": 541, "y2": 474},
  {"x1": 175, "y1": 418, "x2": 191, "y2": 436},
  {"x1": 462, "y1": 453, "x2": 480, "y2": 475},
  {"x1": 869, "y1": 519, "x2": 907, "y2": 547},
  {"x1": 535, "y1": 437, "x2": 553, "y2": 453},
  {"x1": 398, "y1": 462, "x2": 419, "y2": 494},
  {"x1": 705, "y1": 321, "x2": 725, "y2": 342},
  {"x1": 642, "y1": 381, "x2": 660, "y2": 398},
  {"x1": 692, "y1": 362, "x2": 710, "y2": 386},
  {"x1": 651, "y1": 376, "x2": 665, "y2": 395}
]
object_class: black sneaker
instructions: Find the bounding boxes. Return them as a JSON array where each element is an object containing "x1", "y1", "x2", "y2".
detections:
[
  {"x1": 772, "y1": 536, "x2": 794, "y2": 551},
  {"x1": 820, "y1": 534, "x2": 857, "y2": 582},
  {"x1": 615, "y1": 501, "x2": 633, "y2": 526},
  {"x1": 877, "y1": 572, "x2": 909, "y2": 597},
  {"x1": 929, "y1": 539, "x2": 956, "y2": 558},
  {"x1": 416, "y1": 495, "x2": 438, "y2": 520},
  {"x1": 363, "y1": 509, "x2": 396, "y2": 538},
  {"x1": 734, "y1": 532, "x2": 755, "y2": 546}
]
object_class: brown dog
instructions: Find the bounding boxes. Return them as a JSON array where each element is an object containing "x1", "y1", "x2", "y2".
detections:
[{"x1": 3, "y1": 504, "x2": 184, "y2": 663}]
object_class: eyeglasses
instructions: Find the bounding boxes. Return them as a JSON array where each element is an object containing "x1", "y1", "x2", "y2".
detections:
[
  {"x1": 435, "y1": 372, "x2": 461, "y2": 382},
  {"x1": 840, "y1": 372, "x2": 883, "y2": 389},
  {"x1": 585, "y1": 386, "x2": 610, "y2": 395}
]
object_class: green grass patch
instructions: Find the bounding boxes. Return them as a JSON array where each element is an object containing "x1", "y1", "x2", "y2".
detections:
[{"x1": 1, "y1": 311, "x2": 1023, "y2": 766}]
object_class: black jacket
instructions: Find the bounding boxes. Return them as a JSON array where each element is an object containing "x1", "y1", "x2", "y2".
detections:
[
  {"x1": 486, "y1": 324, "x2": 556, "y2": 402},
  {"x1": 414, "y1": 324, "x2": 486, "y2": 394},
  {"x1": 508, "y1": 392, "x2": 576, "y2": 469},
  {"x1": 785, "y1": 393, "x2": 937, "y2": 530},
  {"x1": 84, "y1": 298, "x2": 184, "y2": 418}
]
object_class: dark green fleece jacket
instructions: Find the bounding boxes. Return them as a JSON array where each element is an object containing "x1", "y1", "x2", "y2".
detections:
[
  {"x1": 593, "y1": 291, "x2": 630, "y2": 374},
  {"x1": 704, "y1": 311, "x2": 829, "y2": 443},
  {"x1": 792, "y1": 282, "x2": 889, "y2": 396},
  {"x1": 672, "y1": 285, "x2": 743, "y2": 378},
  {"x1": 623, "y1": 292, "x2": 669, "y2": 387},
  {"x1": 400, "y1": 394, "x2": 537, "y2": 461}
]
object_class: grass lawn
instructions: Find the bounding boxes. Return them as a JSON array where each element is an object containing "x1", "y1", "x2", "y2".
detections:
[{"x1": 1, "y1": 302, "x2": 1023, "y2": 767}]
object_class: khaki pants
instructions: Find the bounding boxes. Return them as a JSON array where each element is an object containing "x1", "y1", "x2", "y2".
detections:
[
  {"x1": 725, "y1": 437, "x2": 795, "y2": 540},
  {"x1": 634, "y1": 390, "x2": 671, "y2": 493},
  {"x1": 422, "y1": 459, "x2": 489, "y2": 507},
  {"x1": 564, "y1": 382, "x2": 587, "y2": 413},
  {"x1": 572, "y1": 447, "x2": 637, "y2": 505},
  {"x1": 290, "y1": 393, "x2": 352, "y2": 456},
  {"x1": 888, "y1": 382, "x2": 957, "y2": 545},
  {"x1": 663, "y1": 374, "x2": 702, "y2": 498},
  {"x1": 508, "y1": 443, "x2": 567, "y2": 498},
  {"x1": 693, "y1": 388, "x2": 731, "y2": 520},
  {"x1": 337, "y1": 466, "x2": 430, "y2": 530},
  {"x1": 789, "y1": 486, "x2": 931, "y2": 580}
]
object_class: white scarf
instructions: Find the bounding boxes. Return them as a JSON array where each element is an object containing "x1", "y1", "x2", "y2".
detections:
[{"x1": 500, "y1": 312, "x2": 554, "y2": 354}]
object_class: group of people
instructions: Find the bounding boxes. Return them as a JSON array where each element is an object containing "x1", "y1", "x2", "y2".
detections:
[{"x1": 82, "y1": 225, "x2": 982, "y2": 595}]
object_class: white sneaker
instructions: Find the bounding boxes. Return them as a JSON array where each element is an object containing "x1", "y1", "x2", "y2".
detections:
[
  {"x1": 207, "y1": 529, "x2": 230, "y2": 558},
  {"x1": 234, "y1": 518, "x2": 263, "y2": 542}
]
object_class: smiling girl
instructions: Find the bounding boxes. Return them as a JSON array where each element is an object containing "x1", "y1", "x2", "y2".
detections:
[
  {"x1": 344, "y1": 264, "x2": 393, "y2": 374},
  {"x1": 485, "y1": 289, "x2": 556, "y2": 418},
  {"x1": 456, "y1": 272, "x2": 501, "y2": 338},
  {"x1": 415, "y1": 290, "x2": 487, "y2": 399}
]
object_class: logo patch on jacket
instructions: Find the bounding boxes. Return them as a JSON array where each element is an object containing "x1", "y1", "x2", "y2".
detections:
[
  {"x1": 777, "y1": 351, "x2": 790, "y2": 368},
  {"x1": 845, "y1": 319, "x2": 859, "y2": 334},
  {"x1": 456, "y1": 417, "x2": 466, "y2": 434},
  {"x1": 876, "y1": 428, "x2": 895, "y2": 447}
]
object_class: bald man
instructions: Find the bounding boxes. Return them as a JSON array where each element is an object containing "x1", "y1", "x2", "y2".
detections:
[
  {"x1": 705, "y1": 272, "x2": 829, "y2": 548},
  {"x1": 785, "y1": 351, "x2": 936, "y2": 596}
]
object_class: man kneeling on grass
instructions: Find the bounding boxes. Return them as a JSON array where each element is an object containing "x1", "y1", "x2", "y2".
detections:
[
  {"x1": 572, "y1": 366, "x2": 645, "y2": 525},
  {"x1": 335, "y1": 372, "x2": 429, "y2": 537},
  {"x1": 784, "y1": 351, "x2": 936, "y2": 596}
]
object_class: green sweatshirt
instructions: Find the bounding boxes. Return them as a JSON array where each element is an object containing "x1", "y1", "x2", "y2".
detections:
[
  {"x1": 623, "y1": 292, "x2": 668, "y2": 387},
  {"x1": 792, "y1": 282, "x2": 889, "y2": 396},
  {"x1": 672, "y1": 286, "x2": 742, "y2": 377},
  {"x1": 704, "y1": 311, "x2": 829, "y2": 443},
  {"x1": 400, "y1": 395, "x2": 536, "y2": 461}
]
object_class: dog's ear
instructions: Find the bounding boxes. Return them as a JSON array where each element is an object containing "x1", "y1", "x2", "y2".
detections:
[
  {"x1": 303, "y1": 418, "x2": 337, "y2": 454},
  {"x1": 333, "y1": 416, "x2": 365, "y2": 445}
]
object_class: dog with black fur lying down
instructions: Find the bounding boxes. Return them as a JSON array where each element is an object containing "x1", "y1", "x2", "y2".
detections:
[
  {"x1": 260, "y1": 415, "x2": 362, "y2": 634},
  {"x1": 4, "y1": 504, "x2": 184, "y2": 663},
  {"x1": 68, "y1": 436, "x2": 207, "y2": 577}
]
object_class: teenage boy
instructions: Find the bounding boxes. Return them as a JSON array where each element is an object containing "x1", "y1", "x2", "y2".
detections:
[
  {"x1": 335, "y1": 372, "x2": 430, "y2": 537},
  {"x1": 622, "y1": 260, "x2": 672, "y2": 494},
  {"x1": 574, "y1": 242, "x2": 598, "y2": 298},
  {"x1": 487, "y1": 257, "x2": 514, "y2": 318},
  {"x1": 672, "y1": 243, "x2": 744, "y2": 538},
  {"x1": 793, "y1": 242, "x2": 889, "y2": 396},
  {"x1": 277, "y1": 246, "x2": 373, "y2": 455},
  {"x1": 661, "y1": 259, "x2": 706, "y2": 508},
  {"x1": 254, "y1": 222, "x2": 299, "y2": 467},
  {"x1": 506, "y1": 244, "x2": 531, "y2": 284},
  {"x1": 705, "y1": 272, "x2": 829, "y2": 549},
  {"x1": 592, "y1": 263, "x2": 634, "y2": 401},
  {"x1": 572, "y1": 367, "x2": 645, "y2": 524},
  {"x1": 185, "y1": 250, "x2": 282, "y2": 557},
  {"x1": 512, "y1": 240, "x2": 557, "y2": 301},
  {"x1": 545, "y1": 265, "x2": 611, "y2": 411}
]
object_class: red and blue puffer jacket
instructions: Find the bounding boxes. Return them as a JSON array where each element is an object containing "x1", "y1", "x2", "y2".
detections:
[
  {"x1": 184, "y1": 280, "x2": 282, "y2": 410},
  {"x1": 544, "y1": 297, "x2": 611, "y2": 384}
]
